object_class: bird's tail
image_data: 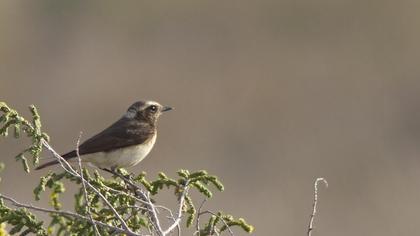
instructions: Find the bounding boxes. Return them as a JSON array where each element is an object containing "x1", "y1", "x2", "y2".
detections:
[
  {"x1": 35, "y1": 150, "x2": 76, "y2": 170},
  {"x1": 35, "y1": 160, "x2": 61, "y2": 170}
]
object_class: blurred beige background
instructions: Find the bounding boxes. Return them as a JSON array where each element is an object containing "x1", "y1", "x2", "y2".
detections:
[{"x1": 1, "y1": 0, "x2": 420, "y2": 235}]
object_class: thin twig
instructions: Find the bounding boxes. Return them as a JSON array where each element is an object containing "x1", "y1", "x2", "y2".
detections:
[
  {"x1": 162, "y1": 181, "x2": 190, "y2": 235},
  {"x1": 146, "y1": 191, "x2": 164, "y2": 236},
  {"x1": 165, "y1": 209, "x2": 181, "y2": 236},
  {"x1": 194, "y1": 198, "x2": 207, "y2": 235},
  {"x1": 307, "y1": 177, "x2": 328, "y2": 236},
  {"x1": 76, "y1": 132, "x2": 100, "y2": 236},
  {"x1": 0, "y1": 194, "x2": 144, "y2": 236},
  {"x1": 198, "y1": 210, "x2": 234, "y2": 236}
]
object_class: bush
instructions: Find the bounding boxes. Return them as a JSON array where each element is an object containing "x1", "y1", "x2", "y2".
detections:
[{"x1": 0, "y1": 102, "x2": 254, "y2": 236}]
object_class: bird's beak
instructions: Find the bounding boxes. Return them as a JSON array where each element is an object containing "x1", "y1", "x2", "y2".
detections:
[{"x1": 161, "y1": 106, "x2": 173, "y2": 112}]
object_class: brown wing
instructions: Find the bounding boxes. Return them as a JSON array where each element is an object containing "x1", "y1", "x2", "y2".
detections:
[{"x1": 70, "y1": 117, "x2": 154, "y2": 156}]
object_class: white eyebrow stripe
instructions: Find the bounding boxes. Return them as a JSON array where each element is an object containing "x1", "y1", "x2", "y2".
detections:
[{"x1": 144, "y1": 101, "x2": 161, "y2": 107}]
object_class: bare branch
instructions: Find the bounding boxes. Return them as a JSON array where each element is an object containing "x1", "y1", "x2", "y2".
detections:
[
  {"x1": 146, "y1": 191, "x2": 164, "y2": 236},
  {"x1": 163, "y1": 181, "x2": 190, "y2": 235},
  {"x1": 76, "y1": 132, "x2": 100, "y2": 236},
  {"x1": 307, "y1": 177, "x2": 328, "y2": 236},
  {"x1": 165, "y1": 210, "x2": 181, "y2": 236}
]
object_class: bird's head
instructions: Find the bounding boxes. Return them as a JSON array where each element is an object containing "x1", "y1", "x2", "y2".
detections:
[{"x1": 125, "y1": 100, "x2": 172, "y2": 125}]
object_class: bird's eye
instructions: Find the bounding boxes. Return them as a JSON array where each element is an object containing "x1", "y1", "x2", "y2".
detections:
[{"x1": 149, "y1": 105, "x2": 157, "y2": 112}]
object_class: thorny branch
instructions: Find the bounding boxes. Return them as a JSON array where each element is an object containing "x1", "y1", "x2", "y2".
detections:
[{"x1": 307, "y1": 178, "x2": 328, "y2": 236}]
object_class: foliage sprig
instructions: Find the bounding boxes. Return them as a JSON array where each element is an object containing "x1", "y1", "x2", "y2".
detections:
[{"x1": 0, "y1": 102, "x2": 49, "y2": 172}]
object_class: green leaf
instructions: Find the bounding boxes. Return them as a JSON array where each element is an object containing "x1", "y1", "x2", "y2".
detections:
[
  {"x1": 34, "y1": 172, "x2": 54, "y2": 201},
  {"x1": 185, "y1": 196, "x2": 195, "y2": 227},
  {"x1": 189, "y1": 170, "x2": 208, "y2": 178},
  {"x1": 193, "y1": 182, "x2": 212, "y2": 198},
  {"x1": 177, "y1": 169, "x2": 190, "y2": 179}
]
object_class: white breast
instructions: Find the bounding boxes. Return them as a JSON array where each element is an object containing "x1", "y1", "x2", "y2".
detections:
[{"x1": 82, "y1": 133, "x2": 157, "y2": 169}]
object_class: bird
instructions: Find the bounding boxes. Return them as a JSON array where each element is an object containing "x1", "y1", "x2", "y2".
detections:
[{"x1": 35, "y1": 100, "x2": 172, "y2": 171}]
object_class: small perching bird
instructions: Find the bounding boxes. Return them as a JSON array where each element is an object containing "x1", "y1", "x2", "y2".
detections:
[{"x1": 35, "y1": 100, "x2": 172, "y2": 171}]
